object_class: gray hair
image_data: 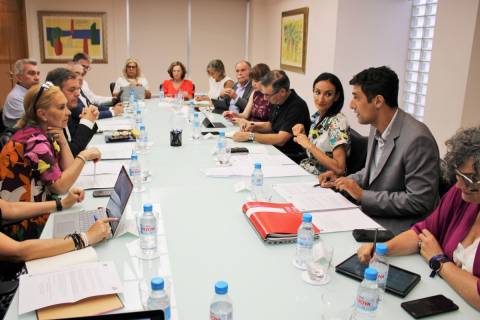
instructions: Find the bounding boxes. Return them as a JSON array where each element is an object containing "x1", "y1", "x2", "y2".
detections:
[
  {"x1": 206, "y1": 59, "x2": 226, "y2": 77},
  {"x1": 443, "y1": 126, "x2": 480, "y2": 182},
  {"x1": 14, "y1": 59, "x2": 38, "y2": 76},
  {"x1": 235, "y1": 60, "x2": 251, "y2": 69}
]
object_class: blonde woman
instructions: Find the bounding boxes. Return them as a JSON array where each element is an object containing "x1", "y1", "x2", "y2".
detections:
[{"x1": 113, "y1": 58, "x2": 151, "y2": 99}]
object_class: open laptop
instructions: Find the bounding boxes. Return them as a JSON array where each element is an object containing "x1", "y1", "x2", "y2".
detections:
[
  {"x1": 120, "y1": 86, "x2": 146, "y2": 101},
  {"x1": 53, "y1": 166, "x2": 133, "y2": 238},
  {"x1": 201, "y1": 111, "x2": 226, "y2": 128}
]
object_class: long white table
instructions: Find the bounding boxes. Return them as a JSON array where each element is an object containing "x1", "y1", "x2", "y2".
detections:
[{"x1": 6, "y1": 99, "x2": 478, "y2": 319}]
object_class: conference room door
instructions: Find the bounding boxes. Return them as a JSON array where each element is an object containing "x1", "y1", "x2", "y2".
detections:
[{"x1": 0, "y1": 0, "x2": 28, "y2": 105}]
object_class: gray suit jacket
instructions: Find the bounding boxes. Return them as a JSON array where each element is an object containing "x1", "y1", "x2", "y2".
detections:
[
  {"x1": 348, "y1": 109, "x2": 440, "y2": 234},
  {"x1": 212, "y1": 80, "x2": 253, "y2": 112}
]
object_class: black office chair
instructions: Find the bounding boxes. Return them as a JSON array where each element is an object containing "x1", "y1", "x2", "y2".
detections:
[
  {"x1": 109, "y1": 82, "x2": 116, "y2": 96},
  {"x1": 0, "y1": 127, "x2": 16, "y2": 150},
  {"x1": 0, "y1": 111, "x2": 6, "y2": 135},
  {"x1": 346, "y1": 128, "x2": 368, "y2": 176},
  {"x1": 159, "y1": 83, "x2": 163, "y2": 93},
  {"x1": 0, "y1": 261, "x2": 23, "y2": 318}
]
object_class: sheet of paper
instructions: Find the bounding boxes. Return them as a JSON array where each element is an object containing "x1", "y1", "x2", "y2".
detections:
[
  {"x1": 75, "y1": 174, "x2": 118, "y2": 190},
  {"x1": 19, "y1": 261, "x2": 123, "y2": 315},
  {"x1": 81, "y1": 162, "x2": 123, "y2": 176},
  {"x1": 247, "y1": 146, "x2": 268, "y2": 154},
  {"x1": 203, "y1": 164, "x2": 310, "y2": 177},
  {"x1": 96, "y1": 118, "x2": 133, "y2": 131},
  {"x1": 90, "y1": 143, "x2": 135, "y2": 160},
  {"x1": 311, "y1": 208, "x2": 382, "y2": 233},
  {"x1": 26, "y1": 247, "x2": 98, "y2": 275},
  {"x1": 230, "y1": 154, "x2": 296, "y2": 167},
  {"x1": 273, "y1": 182, "x2": 358, "y2": 212}
]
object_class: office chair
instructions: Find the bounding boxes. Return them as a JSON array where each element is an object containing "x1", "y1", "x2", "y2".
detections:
[
  {"x1": 109, "y1": 82, "x2": 116, "y2": 96},
  {"x1": 346, "y1": 128, "x2": 368, "y2": 176}
]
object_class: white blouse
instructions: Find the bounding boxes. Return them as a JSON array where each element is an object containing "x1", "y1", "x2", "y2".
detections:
[
  {"x1": 208, "y1": 76, "x2": 233, "y2": 99},
  {"x1": 452, "y1": 237, "x2": 480, "y2": 273},
  {"x1": 113, "y1": 76, "x2": 149, "y2": 94}
]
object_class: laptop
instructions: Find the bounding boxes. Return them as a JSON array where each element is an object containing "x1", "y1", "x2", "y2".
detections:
[
  {"x1": 120, "y1": 86, "x2": 146, "y2": 101},
  {"x1": 201, "y1": 111, "x2": 226, "y2": 128},
  {"x1": 53, "y1": 166, "x2": 133, "y2": 238}
]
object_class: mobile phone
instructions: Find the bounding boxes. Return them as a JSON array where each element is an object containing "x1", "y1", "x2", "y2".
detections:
[
  {"x1": 352, "y1": 229, "x2": 395, "y2": 242},
  {"x1": 230, "y1": 147, "x2": 249, "y2": 154},
  {"x1": 201, "y1": 131, "x2": 220, "y2": 135},
  {"x1": 401, "y1": 294, "x2": 459, "y2": 318},
  {"x1": 92, "y1": 189, "x2": 114, "y2": 197}
]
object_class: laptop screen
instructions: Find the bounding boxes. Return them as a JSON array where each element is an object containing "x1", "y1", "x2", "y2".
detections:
[{"x1": 106, "y1": 166, "x2": 133, "y2": 234}]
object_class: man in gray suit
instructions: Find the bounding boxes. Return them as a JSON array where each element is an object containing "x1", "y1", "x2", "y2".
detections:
[
  {"x1": 213, "y1": 60, "x2": 253, "y2": 113},
  {"x1": 319, "y1": 66, "x2": 439, "y2": 234}
]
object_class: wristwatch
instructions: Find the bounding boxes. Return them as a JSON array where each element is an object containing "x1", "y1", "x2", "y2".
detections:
[
  {"x1": 54, "y1": 197, "x2": 63, "y2": 212},
  {"x1": 248, "y1": 132, "x2": 255, "y2": 142},
  {"x1": 429, "y1": 254, "x2": 449, "y2": 278}
]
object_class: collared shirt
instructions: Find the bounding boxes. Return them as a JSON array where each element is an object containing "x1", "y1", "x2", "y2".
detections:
[
  {"x1": 2, "y1": 84, "x2": 28, "y2": 128},
  {"x1": 228, "y1": 81, "x2": 250, "y2": 113},
  {"x1": 369, "y1": 109, "x2": 399, "y2": 184},
  {"x1": 82, "y1": 80, "x2": 112, "y2": 106}
]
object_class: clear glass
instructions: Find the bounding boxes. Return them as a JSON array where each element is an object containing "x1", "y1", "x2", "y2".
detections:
[
  {"x1": 217, "y1": 146, "x2": 231, "y2": 166},
  {"x1": 321, "y1": 292, "x2": 354, "y2": 320},
  {"x1": 304, "y1": 241, "x2": 334, "y2": 285}
]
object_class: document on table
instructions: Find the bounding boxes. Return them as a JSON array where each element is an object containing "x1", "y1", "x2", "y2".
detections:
[
  {"x1": 90, "y1": 143, "x2": 135, "y2": 160},
  {"x1": 75, "y1": 174, "x2": 118, "y2": 190},
  {"x1": 80, "y1": 162, "x2": 123, "y2": 176},
  {"x1": 273, "y1": 182, "x2": 358, "y2": 212},
  {"x1": 96, "y1": 118, "x2": 132, "y2": 131},
  {"x1": 204, "y1": 164, "x2": 310, "y2": 177},
  {"x1": 311, "y1": 208, "x2": 382, "y2": 233},
  {"x1": 229, "y1": 154, "x2": 296, "y2": 166},
  {"x1": 19, "y1": 261, "x2": 123, "y2": 315},
  {"x1": 26, "y1": 247, "x2": 98, "y2": 275}
]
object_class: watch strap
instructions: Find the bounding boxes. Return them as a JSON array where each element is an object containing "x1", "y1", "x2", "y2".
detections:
[{"x1": 429, "y1": 254, "x2": 449, "y2": 278}]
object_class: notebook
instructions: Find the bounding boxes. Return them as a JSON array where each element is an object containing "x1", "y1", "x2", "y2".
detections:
[{"x1": 242, "y1": 202, "x2": 320, "y2": 244}]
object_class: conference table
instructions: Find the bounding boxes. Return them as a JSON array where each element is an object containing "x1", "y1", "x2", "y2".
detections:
[{"x1": 6, "y1": 98, "x2": 478, "y2": 319}]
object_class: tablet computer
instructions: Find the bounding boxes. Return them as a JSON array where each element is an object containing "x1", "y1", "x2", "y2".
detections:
[
  {"x1": 68, "y1": 310, "x2": 164, "y2": 319},
  {"x1": 335, "y1": 254, "x2": 421, "y2": 297}
]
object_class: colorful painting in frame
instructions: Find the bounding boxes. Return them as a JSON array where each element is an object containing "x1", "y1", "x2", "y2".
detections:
[
  {"x1": 280, "y1": 7, "x2": 308, "y2": 73},
  {"x1": 38, "y1": 11, "x2": 107, "y2": 63}
]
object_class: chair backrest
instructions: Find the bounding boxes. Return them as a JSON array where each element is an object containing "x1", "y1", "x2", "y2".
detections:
[
  {"x1": 346, "y1": 128, "x2": 368, "y2": 176},
  {"x1": 0, "y1": 111, "x2": 5, "y2": 135},
  {"x1": 109, "y1": 82, "x2": 115, "y2": 95},
  {"x1": 159, "y1": 83, "x2": 163, "y2": 92},
  {"x1": 0, "y1": 127, "x2": 16, "y2": 150}
]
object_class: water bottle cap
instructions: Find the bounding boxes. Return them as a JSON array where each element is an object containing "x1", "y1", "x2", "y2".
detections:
[
  {"x1": 136, "y1": 109, "x2": 141, "y2": 114},
  {"x1": 219, "y1": 131, "x2": 225, "y2": 137},
  {"x1": 375, "y1": 243, "x2": 388, "y2": 255},
  {"x1": 214, "y1": 281, "x2": 228, "y2": 295},
  {"x1": 140, "y1": 123, "x2": 145, "y2": 130},
  {"x1": 151, "y1": 277, "x2": 165, "y2": 290},
  {"x1": 143, "y1": 203, "x2": 153, "y2": 212},
  {"x1": 254, "y1": 162, "x2": 261, "y2": 169},
  {"x1": 130, "y1": 150, "x2": 138, "y2": 160},
  {"x1": 302, "y1": 213, "x2": 312, "y2": 223},
  {"x1": 364, "y1": 267, "x2": 378, "y2": 281}
]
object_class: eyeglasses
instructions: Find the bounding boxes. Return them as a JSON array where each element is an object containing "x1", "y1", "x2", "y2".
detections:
[
  {"x1": 127, "y1": 65, "x2": 137, "y2": 69},
  {"x1": 455, "y1": 168, "x2": 480, "y2": 192},
  {"x1": 81, "y1": 64, "x2": 91, "y2": 71},
  {"x1": 32, "y1": 81, "x2": 54, "y2": 111}
]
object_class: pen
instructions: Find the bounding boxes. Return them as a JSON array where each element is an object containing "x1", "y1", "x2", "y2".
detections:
[{"x1": 313, "y1": 183, "x2": 321, "y2": 187}]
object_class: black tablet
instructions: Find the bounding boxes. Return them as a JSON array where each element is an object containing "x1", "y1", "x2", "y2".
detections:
[
  {"x1": 67, "y1": 310, "x2": 164, "y2": 320},
  {"x1": 335, "y1": 254, "x2": 421, "y2": 297}
]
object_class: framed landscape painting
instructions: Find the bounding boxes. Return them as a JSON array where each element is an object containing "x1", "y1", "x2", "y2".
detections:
[
  {"x1": 280, "y1": 7, "x2": 309, "y2": 73},
  {"x1": 38, "y1": 11, "x2": 108, "y2": 63}
]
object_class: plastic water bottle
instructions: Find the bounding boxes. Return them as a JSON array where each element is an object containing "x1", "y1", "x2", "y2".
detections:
[
  {"x1": 129, "y1": 150, "x2": 142, "y2": 192},
  {"x1": 295, "y1": 213, "x2": 314, "y2": 269},
  {"x1": 188, "y1": 102, "x2": 195, "y2": 123},
  {"x1": 139, "y1": 203, "x2": 157, "y2": 256},
  {"x1": 369, "y1": 243, "x2": 389, "y2": 301},
  {"x1": 129, "y1": 89, "x2": 136, "y2": 112},
  {"x1": 135, "y1": 108, "x2": 143, "y2": 130},
  {"x1": 250, "y1": 163, "x2": 264, "y2": 201},
  {"x1": 210, "y1": 281, "x2": 232, "y2": 320},
  {"x1": 138, "y1": 123, "x2": 148, "y2": 151},
  {"x1": 159, "y1": 91, "x2": 165, "y2": 101},
  {"x1": 192, "y1": 112, "x2": 200, "y2": 140},
  {"x1": 353, "y1": 267, "x2": 379, "y2": 319},
  {"x1": 216, "y1": 131, "x2": 228, "y2": 164},
  {"x1": 147, "y1": 277, "x2": 170, "y2": 319}
]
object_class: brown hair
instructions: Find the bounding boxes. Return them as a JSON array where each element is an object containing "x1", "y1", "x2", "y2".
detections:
[
  {"x1": 17, "y1": 83, "x2": 62, "y2": 128},
  {"x1": 167, "y1": 61, "x2": 187, "y2": 80},
  {"x1": 250, "y1": 63, "x2": 270, "y2": 81}
]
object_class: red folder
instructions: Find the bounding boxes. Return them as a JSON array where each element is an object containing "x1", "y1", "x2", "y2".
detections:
[{"x1": 242, "y1": 202, "x2": 320, "y2": 244}]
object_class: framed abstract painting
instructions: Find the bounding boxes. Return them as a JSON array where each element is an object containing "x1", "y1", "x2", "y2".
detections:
[
  {"x1": 280, "y1": 7, "x2": 309, "y2": 73},
  {"x1": 38, "y1": 11, "x2": 108, "y2": 63}
]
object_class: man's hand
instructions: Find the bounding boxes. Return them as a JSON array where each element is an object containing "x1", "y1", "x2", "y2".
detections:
[
  {"x1": 81, "y1": 105, "x2": 99, "y2": 122},
  {"x1": 418, "y1": 229, "x2": 444, "y2": 262},
  {"x1": 318, "y1": 171, "x2": 338, "y2": 187},
  {"x1": 240, "y1": 121, "x2": 255, "y2": 132},
  {"x1": 233, "y1": 132, "x2": 250, "y2": 142},
  {"x1": 335, "y1": 177, "x2": 364, "y2": 201},
  {"x1": 357, "y1": 243, "x2": 375, "y2": 264},
  {"x1": 222, "y1": 88, "x2": 237, "y2": 99}
]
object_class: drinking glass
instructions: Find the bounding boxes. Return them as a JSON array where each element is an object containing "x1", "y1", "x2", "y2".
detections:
[
  {"x1": 217, "y1": 147, "x2": 231, "y2": 166},
  {"x1": 303, "y1": 241, "x2": 334, "y2": 285}
]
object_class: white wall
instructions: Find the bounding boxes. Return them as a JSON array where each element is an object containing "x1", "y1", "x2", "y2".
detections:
[{"x1": 423, "y1": 0, "x2": 480, "y2": 155}]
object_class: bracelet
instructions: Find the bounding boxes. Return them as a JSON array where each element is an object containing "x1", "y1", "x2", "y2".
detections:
[
  {"x1": 80, "y1": 232, "x2": 90, "y2": 247},
  {"x1": 248, "y1": 132, "x2": 255, "y2": 142},
  {"x1": 65, "y1": 233, "x2": 86, "y2": 250},
  {"x1": 76, "y1": 154, "x2": 87, "y2": 163},
  {"x1": 55, "y1": 198, "x2": 63, "y2": 211}
]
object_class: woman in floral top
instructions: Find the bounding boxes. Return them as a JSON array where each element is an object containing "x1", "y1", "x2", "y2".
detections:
[
  {"x1": 0, "y1": 82, "x2": 101, "y2": 240},
  {"x1": 292, "y1": 73, "x2": 350, "y2": 175}
]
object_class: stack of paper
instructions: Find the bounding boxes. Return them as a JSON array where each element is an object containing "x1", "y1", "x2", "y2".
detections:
[
  {"x1": 90, "y1": 143, "x2": 135, "y2": 160},
  {"x1": 96, "y1": 118, "x2": 132, "y2": 131},
  {"x1": 80, "y1": 162, "x2": 122, "y2": 176}
]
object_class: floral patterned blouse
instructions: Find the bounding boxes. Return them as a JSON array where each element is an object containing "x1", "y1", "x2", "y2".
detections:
[
  {"x1": 250, "y1": 91, "x2": 272, "y2": 122},
  {"x1": 300, "y1": 112, "x2": 350, "y2": 175},
  {"x1": 0, "y1": 126, "x2": 62, "y2": 240}
]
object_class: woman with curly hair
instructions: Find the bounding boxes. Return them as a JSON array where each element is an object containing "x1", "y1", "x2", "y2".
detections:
[
  {"x1": 113, "y1": 58, "x2": 151, "y2": 99},
  {"x1": 358, "y1": 126, "x2": 480, "y2": 310}
]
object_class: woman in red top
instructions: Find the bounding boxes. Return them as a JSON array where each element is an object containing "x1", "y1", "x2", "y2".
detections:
[{"x1": 162, "y1": 61, "x2": 194, "y2": 100}]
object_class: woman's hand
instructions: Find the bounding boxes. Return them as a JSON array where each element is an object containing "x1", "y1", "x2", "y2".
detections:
[
  {"x1": 223, "y1": 111, "x2": 239, "y2": 120},
  {"x1": 47, "y1": 127, "x2": 68, "y2": 146},
  {"x1": 292, "y1": 124, "x2": 306, "y2": 136},
  {"x1": 79, "y1": 147, "x2": 102, "y2": 162},
  {"x1": 240, "y1": 121, "x2": 255, "y2": 132},
  {"x1": 233, "y1": 132, "x2": 249, "y2": 142},
  {"x1": 419, "y1": 229, "x2": 444, "y2": 261},
  {"x1": 357, "y1": 243, "x2": 375, "y2": 264},
  {"x1": 86, "y1": 218, "x2": 119, "y2": 245},
  {"x1": 293, "y1": 134, "x2": 312, "y2": 150},
  {"x1": 232, "y1": 118, "x2": 248, "y2": 128},
  {"x1": 61, "y1": 187, "x2": 85, "y2": 209}
]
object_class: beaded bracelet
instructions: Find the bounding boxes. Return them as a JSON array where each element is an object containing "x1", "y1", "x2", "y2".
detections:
[{"x1": 65, "y1": 233, "x2": 86, "y2": 250}]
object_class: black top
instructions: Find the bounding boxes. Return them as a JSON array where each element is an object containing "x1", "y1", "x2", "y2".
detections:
[{"x1": 269, "y1": 89, "x2": 310, "y2": 160}]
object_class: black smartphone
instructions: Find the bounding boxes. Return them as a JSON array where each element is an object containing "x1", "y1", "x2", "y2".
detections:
[
  {"x1": 352, "y1": 229, "x2": 395, "y2": 242},
  {"x1": 92, "y1": 189, "x2": 114, "y2": 197},
  {"x1": 230, "y1": 147, "x2": 249, "y2": 154},
  {"x1": 201, "y1": 131, "x2": 220, "y2": 135},
  {"x1": 401, "y1": 294, "x2": 459, "y2": 318}
]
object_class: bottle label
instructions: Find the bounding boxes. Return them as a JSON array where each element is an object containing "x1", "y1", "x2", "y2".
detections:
[
  {"x1": 165, "y1": 306, "x2": 171, "y2": 319},
  {"x1": 355, "y1": 294, "x2": 378, "y2": 312},
  {"x1": 210, "y1": 312, "x2": 232, "y2": 320},
  {"x1": 140, "y1": 224, "x2": 155, "y2": 234},
  {"x1": 297, "y1": 236, "x2": 313, "y2": 247}
]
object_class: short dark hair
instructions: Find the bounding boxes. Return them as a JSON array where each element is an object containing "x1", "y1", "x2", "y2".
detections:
[
  {"x1": 349, "y1": 66, "x2": 399, "y2": 108},
  {"x1": 313, "y1": 72, "x2": 345, "y2": 118},
  {"x1": 250, "y1": 63, "x2": 270, "y2": 81},
  {"x1": 72, "y1": 52, "x2": 90, "y2": 62},
  {"x1": 261, "y1": 70, "x2": 290, "y2": 92},
  {"x1": 168, "y1": 61, "x2": 187, "y2": 80},
  {"x1": 46, "y1": 68, "x2": 77, "y2": 88}
]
